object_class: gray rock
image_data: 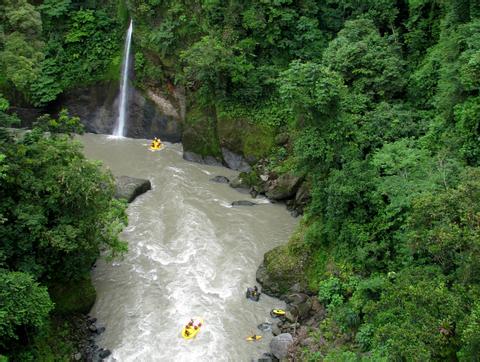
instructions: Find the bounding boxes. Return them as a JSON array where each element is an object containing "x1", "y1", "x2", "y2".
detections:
[
  {"x1": 74, "y1": 353, "x2": 82, "y2": 361},
  {"x1": 270, "y1": 333, "x2": 293, "y2": 360},
  {"x1": 99, "y1": 349, "x2": 111, "y2": 359},
  {"x1": 255, "y1": 262, "x2": 282, "y2": 298},
  {"x1": 114, "y1": 176, "x2": 151, "y2": 203},
  {"x1": 221, "y1": 147, "x2": 251, "y2": 172},
  {"x1": 183, "y1": 151, "x2": 204, "y2": 164},
  {"x1": 258, "y1": 358, "x2": 273, "y2": 362},
  {"x1": 286, "y1": 293, "x2": 309, "y2": 305},
  {"x1": 257, "y1": 322, "x2": 272, "y2": 332},
  {"x1": 265, "y1": 174, "x2": 303, "y2": 201},
  {"x1": 182, "y1": 151, "x2": 223, "y2": 167},
  {"x1": 232, "y1": 200, "x2": 256, "y2": 206},
  {"x1": 287, "y1": 293, "x2": 313, "y2": 321},
  {"x1": 210, "y1": 176, "x2": 230, "y2": 183},
  {"x1": 88, "y1": 325, "x2": 97, "y2": 333},
  {"x1": 258, "y1": 352, "x2": 279, "y2": 362},
  {"x1": 284, "y1": 311, "x2": 296, "y2": 323},
  {"x1": 204, "y1": 155, "x2": 224, "y2": 167}
]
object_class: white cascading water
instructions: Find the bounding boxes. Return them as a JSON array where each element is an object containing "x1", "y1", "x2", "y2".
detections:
[{"x1": 113, "y1": 20, "x2": 133, "y2": 137}]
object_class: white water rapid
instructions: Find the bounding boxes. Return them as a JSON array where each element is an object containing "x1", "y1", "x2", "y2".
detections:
[
  {"x1": 113, "y1": 20, "x2": 133, "y2": 137},
  {"x1": 80, "y1": 134, "x2": 298, "y2": 361}
]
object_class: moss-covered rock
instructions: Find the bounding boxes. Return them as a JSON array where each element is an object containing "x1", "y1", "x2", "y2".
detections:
[
  {"x1": 182, "y1": 103, "x2": 222, "y2": 158},
  {"x1": 114, "y1": 175, "x2": 151, "y2": 203},
  {"x1": 256, "y1": 231, "x2": 310, "y2": 298},
  {"x1": 48, "y1": 277, "x2": 96, "y2": 315},
  {"x1": 216, "y1": 110, "x2": 275, "y2": 162}
]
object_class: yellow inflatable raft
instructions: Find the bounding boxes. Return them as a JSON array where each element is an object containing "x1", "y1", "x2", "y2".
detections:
[
  {"x1": 270, "y1": 309, "x2": 286, "y2": 317},
  {"x1": 149, "y1": 144, "x2": 164, "y2": 151},
  {"x1": 246, "y1": 335, "x2": 262, "y2": 341},
  {"x1": 181, "y1": 318, "x2": 204, "y2": 340}
]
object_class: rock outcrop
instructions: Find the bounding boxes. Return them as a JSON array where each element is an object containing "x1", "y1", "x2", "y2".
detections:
[
  {"x1": 183, "y1": 151, "x2": 223, "y2": 167},
  {"x1": 265, "y1": 173, "x2": 303, "y2": 201},
  {"x1": 114, "y1": 176, "x2": 151, "y2": 203},
  {"x1": 58, "y1": 82, "x2": 182, "y2": 142},
  {"x1": 221, "y1": 147, "x2": 251, "y2": 172},
  {"x1": 270, "y1": 333, "x2": 293, "y2": 360},
  {"x1": 256, "y1": 244, "x2": 309, "y2": 298}
]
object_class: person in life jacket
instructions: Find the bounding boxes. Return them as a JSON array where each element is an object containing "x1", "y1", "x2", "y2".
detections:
[
  {"x1": 246, "y1": 285, "x2": 260, "y2": 301},
  {"x1": 151, "y1": 137, "x2": 162, "y2": 148}
]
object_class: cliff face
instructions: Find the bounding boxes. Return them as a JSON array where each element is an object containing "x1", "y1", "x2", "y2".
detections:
[{"x1": 58, "y1": 82, "x2": 183, "y2": 142}]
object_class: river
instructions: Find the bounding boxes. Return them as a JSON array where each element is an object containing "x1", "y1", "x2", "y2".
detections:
[{"x1": 79, "y1": 133, "x2": 298, "y2": 361}]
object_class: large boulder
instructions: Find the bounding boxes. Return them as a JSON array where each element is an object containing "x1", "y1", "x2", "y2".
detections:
[
  {"x1": 114, "y1": 176, "x2": 151, "y2": 203},
  {"x1": 183, "y1": 151, "x2": 223, "y2": 167},
  {"x1": 221, "y1": 147, "x2": 251, "y2": 172},
  {"x1": 286, "y1": 293, "x2": 313, "y2": 321},
  {"x1": 270, "y1": 333, "x2": 293, "y2": 360},
  {"x1": 256, "y1": 244, "x2": 309, "y2": 298},
  {"x1": 265, "y1": 174, "x2": 303, "y2": 201}
]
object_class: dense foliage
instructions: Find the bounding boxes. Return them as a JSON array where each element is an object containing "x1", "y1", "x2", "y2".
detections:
[
  {"x1": 0, "y1": 107, "x2": 127, "y2": 357},
  {"x1": 0, "y1": 0, "x2": 123, "y2": 106},
  {"x1": 1, "y1": 0, "x2": 479, "y2": 360},
  {"x1": 126, "y1": 0, "x2": 480, "y2": 360}
]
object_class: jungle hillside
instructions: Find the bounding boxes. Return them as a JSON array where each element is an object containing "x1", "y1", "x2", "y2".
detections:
[{"x1": 1, "y1": 0, "x2": 480, "y2": 360}]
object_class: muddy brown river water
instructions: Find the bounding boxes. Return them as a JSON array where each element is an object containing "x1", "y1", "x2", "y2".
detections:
[{"x1": 80, "y1": 133, "x2": 298, "y2": 361}]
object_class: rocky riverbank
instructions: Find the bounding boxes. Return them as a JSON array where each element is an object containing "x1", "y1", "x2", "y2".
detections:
[
  {"x1": 69, "y1": 315, "x2": 112, "y2": 361},
  {"x1": 248, "y1": 288, "x2": 324, "y2": 361},
  {"x1": 207, "y1": 167, "x2": 317, "y2": 361},
  {"x1": 206, "y1": 159, "x2": 310, "y2": 217}
]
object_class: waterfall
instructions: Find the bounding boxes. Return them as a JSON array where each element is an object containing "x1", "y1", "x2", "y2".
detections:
[{"x1": 113, "y1": 20, "x2": 133, "y2": 137}]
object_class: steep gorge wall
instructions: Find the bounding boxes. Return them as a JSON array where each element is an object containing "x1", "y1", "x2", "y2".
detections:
[{"x1": 58, "y1": 81, "x2": 182, "y2": 142}]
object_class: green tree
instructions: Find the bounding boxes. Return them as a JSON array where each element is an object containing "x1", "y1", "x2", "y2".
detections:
[
  {"x1": 364, "y1": 267, "x2": 463, "y2": 360},
  {"x1": 0, "y1": 114, "x2": 127, "y2": 281},
  {"x1": 0, "y1": 0, "x2": 45, "y2": 99},
  {"x1": 323, "y1": 18, "x2": 405, "y2": 100},
  {"x1": 0, "y1": 270, "x2": 54, "y2": 347}
]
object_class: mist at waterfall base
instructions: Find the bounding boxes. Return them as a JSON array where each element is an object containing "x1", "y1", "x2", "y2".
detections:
[
  {"x1": 80, "y1": 134, "x2": 298, "y2": 361},
  {"x1": 112, "y1": 20, "x2": 133, "y2": 138}
]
